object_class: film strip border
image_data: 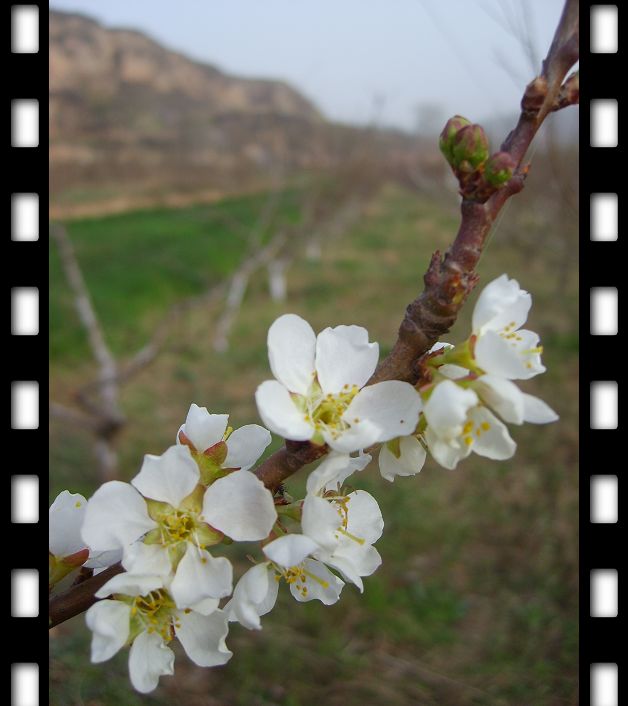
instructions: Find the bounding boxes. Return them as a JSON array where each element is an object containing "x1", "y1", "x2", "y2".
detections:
[
  {"x1": 583, "y1": 3, "x2": 623, "y2": 705},
  {"x1": 8, "y1": 3, "x2": 45, "y2": 705}
]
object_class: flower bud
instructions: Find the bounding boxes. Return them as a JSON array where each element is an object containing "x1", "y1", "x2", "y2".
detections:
[
  {"x1": 439, "y1": 115, "x2": 471, "y2": 163},
  {"x1": 451, "y1": 124, "x2": 489, "y2": 170},
  {"x1": 483, "y1": 152, "x2": 516, "y2": 187}
]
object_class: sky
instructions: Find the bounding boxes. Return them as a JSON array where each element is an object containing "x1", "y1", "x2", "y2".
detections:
[{"x1": 49, "y1": 0, "x2": 566, "y2": 132}]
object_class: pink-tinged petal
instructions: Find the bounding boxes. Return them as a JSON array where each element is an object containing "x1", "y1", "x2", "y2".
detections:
[
  {"x1": 472, "y1": 274, "x2": 531, "y2": 334},
  {"x1": 255, "y1": 380, "x2": 313, "y2": 441},
  {"x1": 379, "y1": 436, "x2": 426, "y2": 482},
  {"x1": 49, "y1": 490, "x2": 88, "y2": 557},
  {"x1": 81, "y1": 481, "x2": 156, "y2": 554},
  {"x1": 128, "y1": 631, "x2": 175, "y2": 693},
  {"x1": 315, "y1": 325, "x2": 379, "y2": 395},
  {"x1": 170, "y1": 545, "x2": 233, "y2": 607},
  {"x1": 179, "y1": 404, "x2": 229, "y2": 451},
  {"x1": 225, "y1": 562, "x2": 278, "y2": 630},
  {"x1": 95, "y1": 573, "x2": 164, "y2": 599},
  {"x1": 263, "y1": 534, "x2": 319, "y2": 568},
  {"x1": 175, "y1": 609, "x2": 232, "y2": 667},
  {"x1": 132, "y1": 445, "x2": 199, "y2": 508},
  {"x1": 522, "y1": 393, "x2": 559, "y2": 424},
  {"x1": 340, "y1": 381, "x2": 423, "y2": 447},
  {"x1": 301, "y1": 495, "x2": 341, "y2": 551},
  {"x1": 224, "y1": 424, "x2": 272, "y2": 471},
  {"x1": 345, "y1": 490, "x2": 384, "y2": 544},
  {"x1": 267, "y1": 314, "x2": 317, "y2": 394},
  {"x1": 86, "y1": 600, "x2": 131, "y2": 663},
  {"x1": 423, "y1": 380, "x2": 478, "y2": 436},
  {"x1": 288, "y1": 559, "x2": 344, "y2": 604},
  {"x1": 305, "y1": 452, "x2": 371, "y2": 495},
  {"x1": 202, "y1": 470, "x2": 277, "y2": 541},
  {"x1": 468, "y1": 408, "x2": 516, "y2": 460}
]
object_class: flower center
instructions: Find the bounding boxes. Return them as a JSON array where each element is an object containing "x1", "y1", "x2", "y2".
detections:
[
  {"x1": 159, "y1": 509, "x2": 197, "y2": 544},
  {"x1": 461, "y1": 417, "x2": 491, "y2": 446},
  {"x1": 130, "y1": 589, "x2": 178, "y2": 642},
  {"x1": 302, "y1": 383, "x2": 360, "y2": 441}
]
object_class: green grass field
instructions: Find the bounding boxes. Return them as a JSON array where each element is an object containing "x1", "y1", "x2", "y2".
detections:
[{"x1": 50, "y1": 182, "x2": 578, "y2": 706}]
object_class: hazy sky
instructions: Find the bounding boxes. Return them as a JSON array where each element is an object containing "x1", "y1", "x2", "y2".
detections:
[{"x1": 50, "y1": 0, "x2": 566, "y2": 131}]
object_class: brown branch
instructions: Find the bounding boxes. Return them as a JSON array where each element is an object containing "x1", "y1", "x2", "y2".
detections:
[{"x1": 49, "y1": 0, "x2": 578, "y2": 628}]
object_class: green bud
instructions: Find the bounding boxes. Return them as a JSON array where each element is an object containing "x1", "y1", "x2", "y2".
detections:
[
  {"x1": 439, "y1": 115, "x2": 471, "y2": 163},
  {"x1": 451, "y1": 124, "x2": 489, "y2": 170},
  {"x1": 483, "y1": 151, "x2": 516, "y2": 187}
]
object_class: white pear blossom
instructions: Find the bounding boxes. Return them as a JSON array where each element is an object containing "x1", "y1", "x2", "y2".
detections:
[
  {"x1": 82, "y1": 444, "x2": 277, "y2": 608},
  {"x1": 264, "y1": 488, "x2": 383, "y2": 593},
  {"x1": 305, "y1": 452, "x2": 371, "y2": 495},
  {"x1": 255, "y1": 314, "x2": 422, "y2": 453},
  {"x1": 177, "y1": 403, "x2": 271, "y2": 473},
  {"x1": 378, "y1": 435, "x2": 427, "y2": 481},
  {"x1": 471, "y1": 274, "x2": 546, "y2": 380},
  {"x1": 423, "y1": 379, "x2": 516, "y2": 470},
  {"x1": 86, "y1": 572, "x2": 231, "y2": 693},
  {"x1": 224, "y1": 562, "x2": 280, "y2": 630},
  {"x1": 473, "y1": 374, "x2": 558, "y2": 425}
]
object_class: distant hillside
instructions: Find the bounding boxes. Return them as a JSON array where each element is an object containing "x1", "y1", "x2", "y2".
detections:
[{"x1": 50, "y1": 10, "x2": 429, "y2": 216}]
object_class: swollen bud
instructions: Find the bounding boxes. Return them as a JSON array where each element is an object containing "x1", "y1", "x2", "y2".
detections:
[
  {"x1": 484, "y1": 152, "x2": 516, "y2": 187},
  {"x1": 439, "y1": 115, "x2": 471, "y2": 163},
  {"x1": 451, "y1": 124, "x2": 489, "y2": 171}
]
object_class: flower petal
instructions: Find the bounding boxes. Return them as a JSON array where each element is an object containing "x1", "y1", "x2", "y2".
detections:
[
  {"x1": 255, "y1": 380, "x2": 313, "y2": 441},
  {"x1": 522, "y1": 393, "x2": 559, "y2": 424},
  {"x1": 85, "y1": 599, "x2": 131, "y2": 663},
  {"x1": 81, "y1": 481, "x2": 156, "y2": 554},
  {"x1": 263, "y1": 534, "x2": 319, "y2": 568},
  {"x1": 132, "y1": 445, "x2": 200, "y2": 508},
  {"x1": 202, "y1": 470, "x2": 277, "y2": 541},
  {"x1": 345, "y1": 490, "x2": 384, "y2": 544},
  {"x1": 122, "y1": 542, "x2": 171, "y2": 576},
  {"x1": 475, "y1": 330, "x2": 545, "y2": 380},
  {"x1": 423, "y1": 380, "x2": 478, "y2": 436},
  {"x1": 468, "y1": 407, "x2": 516, "y2": 460},
  {"x1": 170, "y1": 545, "x2": 233, "y2": 607},
  {"x1": 224, "y1": 424, "x2": 272, "y2": 471},
  {"x1": 49, "y1": 490, "x2": 88, "y2": 557},
  {"x1": 474, "y1": 374, "x2": 525, "y2": 424},
  {"x1": 305, "y1": 452, "x2": 371, "y2": 495},
  {"x1": 267, "y1": 313, "x2": 317, "y2": 394},
  {"x1": 301, "y1": 495, "x2": 342, "y2": 551},
  {"x1": 178, "y1": 404, "x2": 229, "y2": 451},
  {"x1": 84, "y1": 548, "x2": 123, "y2": 570},
  {"x1": 335, "y1": 381, "x2": 423, "y2": 452},
  {"x1": 315, "y1": 325, "x2": 379, "y2": 395},
  {"x1": 378, "y1": 436, "x2": 426, "y2": 482},
  {"x1": 175, "y1": 609, "x2": 232, "y2": 667},
  {"x1": 95, "y1": 573, "x2": 164, "y2": 599},
  {"x1": 128, "y1": 630, "x2": 175, "y2": 693},
  {"x1": 425, "y1": 426, "x2": 469, "y2": 470},
  {"x1": 225, "y1": 562, "x2": 279, "y2": 630},
  {"x1": 472, "y1": 274, "x2": 531, "y2": 334},
  {"x1": 288, "y1": 559, "x2": 344, "y2": 604},
  {"x1": 322, "y1": 544, "x2": 382, "y2": 592}
]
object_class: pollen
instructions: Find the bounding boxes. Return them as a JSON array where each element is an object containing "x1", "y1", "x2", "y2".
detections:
[
  {"x1": 464, "y1": 435, "x2": 473, "y2": 446},
  {"x1": 481, "y1": 422, "x2": 490, "y2": 431},
  {"x1": 75, "y1": 501, "x2": 82, "y2": 508}
]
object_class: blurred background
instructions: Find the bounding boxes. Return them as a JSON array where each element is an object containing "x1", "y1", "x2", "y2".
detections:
[{"x1": 49, "y1": 2, "x2": 578, "y2": 705}]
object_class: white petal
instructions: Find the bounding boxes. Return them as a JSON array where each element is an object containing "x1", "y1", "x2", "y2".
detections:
[
  {"x1": 428, "y1": 341, "x2": 453, "y2": 354},
  {"x1": 468, "y1": 408, "x2": 516, "y2": 460},
  {"x1": 122, "y1": 542, "x2": 171, "y2": 576},
  {"x1": 128, "y1": 630, "x2": 175, "y2": 693},
  {"x1": 301, "y1": 495, "x2": 341, "y2": 551},
  {"x1": 522, "y1": 393, "x2": 559, "y2": 424},
  {"x1": 95, "y1": 573, "x2": 164, "y2": 599},
  {"x1": 289, "y1": 559, "x2": 344, "y2": 604},
  {"x1": 175, "y1": 609, "x2": 232, "y2": 667},
  {"x1": 225, "y1": 563, "x2": 279, "y2": 630},
  {"x1": 423, "y1": 380, "x2": 478, "y2": 436},
  {"x1": 85, "y1": 548, "x2": 123, "y2": 570},
  {"x1": 267, "y1": 313, "x2": 317, "y2": 394},
  {"x1": 188, "y1": 596, "x2": 220, "y2": 616},
  {"x1": 255, "y1": 380, "x2": 313, "y2": 441},
  {"x1": 336, "y1": 381, "x2": 423, "y2": 452},
  {"x1": 438, "y1": 364, "x2": 470, "y2": 380},
  {"x1": 315, "y1": 325, "x2": 379, "y2": 395},
  {"x1": 179, "y1": 403, "x2": 229, "y2": 451},
  {"x1": 132, "y1": 445, "x2": 199, "y2": 508},
  {"x1": 85, "y1": 600, "x2": 131, "y2": 663},
  {"x1": 345, "y1": 491, "x2": 384, "y2": 544},
  {"x1": 378, "y1": 436, "x2": 426, "y2": 482},
  {"x1": 202, "y1": 470, "x2": 277, "y2": 541},
  {"x1": 323, "y1": 544, "x2": 382, "y2": 592},
  {"x1": 170, "y1": 545, "x2": 233, "y2": 607},
  {"x1": 305, "y1": 452, "x2": 371, "y2": 495},
  {"x1": 81, "y1": 481, "x2": 156, "y2": 554},
  {"x1": 425, "y1": 427, "x2": 468, "y2": 470},
  {"x1": 475, "y1": 330, "x2": 545, "y2": 380},
  {"x1": 224, "y1": 424, "x2": 272, "y2": 470},
  {"x1": 474, "y1": 374, "x2": 525, "y2": 424},
  {"x1": 263, "y1": 534, "x2": 319, "y2": 568},
  {"x1": 49, "y1": 490, "x2": 88, "y2": 557},
  {"x1": 472, "y1": 274, "x2": 531, "y2": 334}
]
